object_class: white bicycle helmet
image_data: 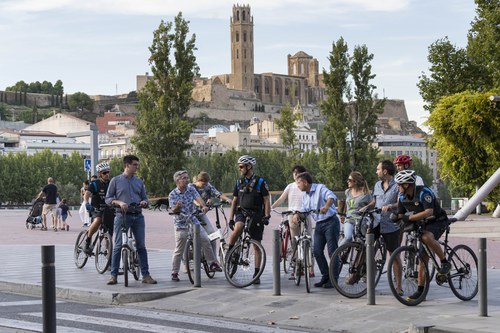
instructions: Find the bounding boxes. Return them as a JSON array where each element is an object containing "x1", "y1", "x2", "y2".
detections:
[
  {"x1": 237, "y1": 155, "x2": 256, "y2": 166},
  {"x1": 96, "y1": 162, "x2": 110, "y2": 173},
  {"x1": 395, "y1": 170, "x2": 416, "y2": 184}
]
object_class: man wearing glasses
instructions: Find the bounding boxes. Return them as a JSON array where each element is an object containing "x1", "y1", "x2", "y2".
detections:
[
  {"x1": 105, "y1": 155, "x2": 157, "y2": 285},
  {"x1": 228, "y1": 155, "x2": 271, "y2": 284},
  {"x1": 83, "y1": 162, "x2": 114, "y2": 254}
]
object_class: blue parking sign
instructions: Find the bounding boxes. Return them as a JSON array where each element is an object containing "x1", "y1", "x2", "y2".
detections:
[{"x1": 84, "y1": 159, "x2": 91, "y2": 172}]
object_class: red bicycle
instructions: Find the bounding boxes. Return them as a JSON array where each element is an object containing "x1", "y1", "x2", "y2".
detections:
[{"x1": 273, "y1": 209, "x2": 294, "y2": 273}]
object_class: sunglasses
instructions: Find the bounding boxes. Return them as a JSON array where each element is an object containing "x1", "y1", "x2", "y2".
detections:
[
  {"x1": 102, "y1": 171, "x2": 110, "y2": 175},
  {"x1": 238, "y1": 165, "x2": 246, "y2": 169}
]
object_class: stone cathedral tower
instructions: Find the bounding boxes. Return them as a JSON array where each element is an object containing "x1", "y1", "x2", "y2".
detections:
[{"x1": 229, "y1": 4, "x2": 254, "y2": 91}]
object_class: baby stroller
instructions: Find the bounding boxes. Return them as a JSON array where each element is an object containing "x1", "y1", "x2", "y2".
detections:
[{"x1": 26, "y1": 198, "x2": 44, "y2": 230}]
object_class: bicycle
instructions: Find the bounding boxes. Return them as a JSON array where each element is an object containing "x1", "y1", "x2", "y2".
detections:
[
  {"x1": 289, "y1": 210, "x2": 314, "y2": 293},
  {"x1": 74, "y1": 205, "x2": 113, "y2": 274},
  {"x1": 173, "y1": 209, "x2": 218, "y2": 285},
  {"x1": 387, "y1": 217, "x2": 478, "y2": 306},
  {"x1": 328, "y1": 208, "x2": 387, "y2": 298},
  {"x1": 272, "y1": 209, "x2": 294, "y2": 274},
  {"x1": 119, "y1": 206, "x2": 141, "y2": 287},
  {"x1": 224, "y1": 207, "x2": 266, "y2": 288},
  {"x1": 210, "y1": 201, "x2": 230, "y2": 269}
]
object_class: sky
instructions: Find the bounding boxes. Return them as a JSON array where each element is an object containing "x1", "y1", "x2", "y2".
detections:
[{"x1": 0, "y1": 0, "x2": 477, "y2": 130}]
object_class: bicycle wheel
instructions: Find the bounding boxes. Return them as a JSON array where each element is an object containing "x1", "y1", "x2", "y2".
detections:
[
  {"x1": 95, "y1": 231, "x2": 112, "y2": 274},
  {"x1": 330, "y1": 242, "x2": 367, "y2": 298},
  {"x1": 122, "y1": 249, "x2": 129, "y2": 287},
  {"x1": 224, "y1": 239, "x2": 266, "y2": 288},
  {"x1": 448, "y1": 244, "x2": 478, "y2": 301},
  {"x1": 74, "y1": 230, "x2": 89, "y2": 268},
  {"x1": 282, "y1": 228, "x2": 293, "y2": 273},
  {"x1": 184, "y1": 240, "x2": 195, "y2": 284},
  {"x1": 303, "y1": 241, "x2": 311, "y2": 293},
  {"x1": 387, "y1": 245, "x2": 430, "y2": 306},
  {"x1": 131, "y1": 250, "x2": 140, "y2": 281},
  {"x1": 374, "y1": 237, "x2": 386, "y2": 286}
]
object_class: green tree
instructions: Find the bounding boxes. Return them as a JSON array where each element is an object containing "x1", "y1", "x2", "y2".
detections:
[
  {"x1": 319, "y1": 37, "x2": 351, "y2": 190},
  {"x1": 417, "y1": 37, "x2": 480, "y2": 113},
  {"x1": 53, "y1": 80, "x2": 64, "y2": 95},
  {"x1": 274, "y1": 103, "x2": 298, "y2": 154},
  {"x1": 68, "y1": 92, "x2": 94, "y2": 111},
  {"x1": 132, "y1": 13, "x2": 199, "y2": 196},
  {"x1": 319, "y1": 38, "x2": 382, "y2": 189},
  {"x1": 467, "y1": 0, "x2": 500, "y2": 89},
  {"x1": 427, "y1": 90, "x2": 500, "y2": 201}
]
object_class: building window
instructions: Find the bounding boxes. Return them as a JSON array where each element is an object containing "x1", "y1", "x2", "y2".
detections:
[
  {"x1": 236, "y1": 32, "x2": 239, "y2": 42},
  {"x1": 244, "y1": 31, "x2": 247, "y2": 42},
  {"x1": 236, "y1": 49, "x2": 239, "y2": 59},
  {"x1": 237, "y1": 11, "x2": 239, "y2": 21},
  {"x1": 242, "y1": 10, "x2": 246, "y2": 21}
]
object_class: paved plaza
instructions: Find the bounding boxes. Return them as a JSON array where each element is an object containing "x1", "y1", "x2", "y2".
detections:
[{"x1": 1, "y1": 208, "x2": 500, "y2": 332}]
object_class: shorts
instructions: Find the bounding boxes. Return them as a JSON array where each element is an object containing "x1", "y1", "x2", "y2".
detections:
[
  {"x1": 235, "y1": 211, "x2": 264, "y2": 242},
  {"x1": 42, "y1": 204, "x2": 56, "y2": 216},
  {"x1": 91, "y1": 207, "x2": 115, "y2": 232},
  {"x1": 381, "y1": 229, "x2": 402, "y2": 253},
  {"x1": 62, "y1": 214, "x2": 68, "y2": 222},
  {"x1": 424, "y1": 218, "x2": 448, "y2": 241}
]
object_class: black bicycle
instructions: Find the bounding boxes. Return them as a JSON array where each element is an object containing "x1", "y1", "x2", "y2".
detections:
[
  {"x1": 74, "y1": 205, "x2": 113, "y2": 274},
  {"x1": 387, "y1": 217, "x2": 478, "y2": 306},
  {"x1": 224, "y1": 207, "x2": 266, "y2": 288},
  {"x1": 329, "y1": 208, "x2": 386, "y2": 298}
]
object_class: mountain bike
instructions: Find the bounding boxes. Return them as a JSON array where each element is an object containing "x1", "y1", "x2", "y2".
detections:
[
  {"x1": 176, "y1": 209, "x2": 217, "y2": 284},
  {"x1": 74, "y1": 205, "x2": 113, "y2": 274},
  {"x1": 272, "y1": 209, "x2": 293, "y2": 273},
  {"x1": 329, "y1": 208, "x2": 386, "y2": 298},
  {"x1": 224, "y1": 207, "x2": 266, "y2": 288},
  {"x1": 387, "y1": 217, "x2": 478, "y2": 306}
]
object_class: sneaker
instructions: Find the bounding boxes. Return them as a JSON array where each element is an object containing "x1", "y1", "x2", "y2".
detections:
[
  {"x1": 66, "y1": 225, "x2": 69, "y2": 231},
  {"x1": 171, "y1": 272, "x2": 180, "y2": 282},
  {"x1": 396, "y1": 288, "x2": 404, "y2": 296},
  {"x1": 438, "y1": 261, "x2": 451, "y2": 275},
  {"x1": 209, "y1": 262, "x2": 222, "y2": 272},
  {"x1": 253, "y1": 277, "x2": 261, "y2": 285},
  {"x1": 314, "y1": 278, "x2": 328, "y2": 288},
  {"x1": 82, "y1": 222, "x2": 90, "y2": 227},
  {"x1": 288, "y1": 272, "x2": 295, "y2": 280},
  {"x1": 323, "y1": 281, "x2": 333, "y2": 289},
  {"x1": 107, "y1": 276, "x2": 117, "y2": 285},
  {"x1": 83, "y1": 241, "x2": 92, "y2": 255},
  {"x1": 142, "y1": 275, "x2": 157, "y2": 284},
  {"x1": 406, "y1": 290, "x2": 423, "y2": 301}
]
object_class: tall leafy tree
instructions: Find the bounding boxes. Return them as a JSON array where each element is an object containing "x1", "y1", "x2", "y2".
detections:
[
  {"x1": 348, "y1": 44, "x2": 385, "y2": 182},
  {"x1": 467, "y1": 0, "x2": 500, "y2": 89},
  {"x1": 417, "y1": 37, "x2": 480, "y2": 113},
  {"x1": 274, "y1": 103, "x2": 298, "y2": 154},
  {"x1": 319, "y1": 38, "x2": 382, "y2": 189},
  {"x1": 319, "y1": 37, "x2": 351, "y2": 190},
  {"x1": 427, "y1": 90, "x2": 500, "y2": 201},
  {"x1": 132, "y1": 13, "x2": 199, "y2": 196}
]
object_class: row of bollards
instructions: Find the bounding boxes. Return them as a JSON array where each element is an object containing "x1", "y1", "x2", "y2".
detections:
[{"x1": 40, "y1": 234, "x2": 488, "y2": 333}]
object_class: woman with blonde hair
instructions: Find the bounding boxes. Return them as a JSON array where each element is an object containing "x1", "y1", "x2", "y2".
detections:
[{"x1": 340, "y1": 171, "x2": 372, "y2": 246}]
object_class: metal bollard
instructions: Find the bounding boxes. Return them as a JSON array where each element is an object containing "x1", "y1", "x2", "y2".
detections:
[
  {"x1": 478, "y1": 238, "x2": 487, "y2": 317},
  {"x1": 365, "y1": 233, "x2": 375, "y2": 305},
  {"x1": 193, "y1": 224, "x2": 201, "y2": 287},
  {"x1": 42, "y1": 245, "x2": 56, "y2": 333},
  {"x1": 273, "y1": 229, "x2": 281, "y2": 296}
]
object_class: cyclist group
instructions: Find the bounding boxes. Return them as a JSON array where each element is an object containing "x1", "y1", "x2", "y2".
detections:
[{"x1": 79, "y1": 153, "x2": 454, "y2": 302}]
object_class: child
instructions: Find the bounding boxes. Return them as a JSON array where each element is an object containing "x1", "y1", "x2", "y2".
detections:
[{"x1": 59, "y1": 199, "x2": 72, "y2": 231}]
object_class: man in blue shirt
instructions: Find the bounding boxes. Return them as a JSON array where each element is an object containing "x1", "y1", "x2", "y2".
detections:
[
  {"x1": 105, "y1": 155, "x2": 156, "y2": 285},
  {"x1": 295, "y1": 172, "x2": 339, "y2": 288}
]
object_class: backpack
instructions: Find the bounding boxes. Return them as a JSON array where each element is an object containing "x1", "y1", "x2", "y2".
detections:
[{"x1": 237, "y1": 175, "x2": 264, "y2": 211}]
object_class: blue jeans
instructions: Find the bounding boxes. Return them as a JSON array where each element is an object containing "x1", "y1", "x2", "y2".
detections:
[
  {"x1": 110, "y1": 213, "x2": 150, "y2": 278},
  {"x1": 313, "y1": 215, "x2": 340, "y2": 281}
]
